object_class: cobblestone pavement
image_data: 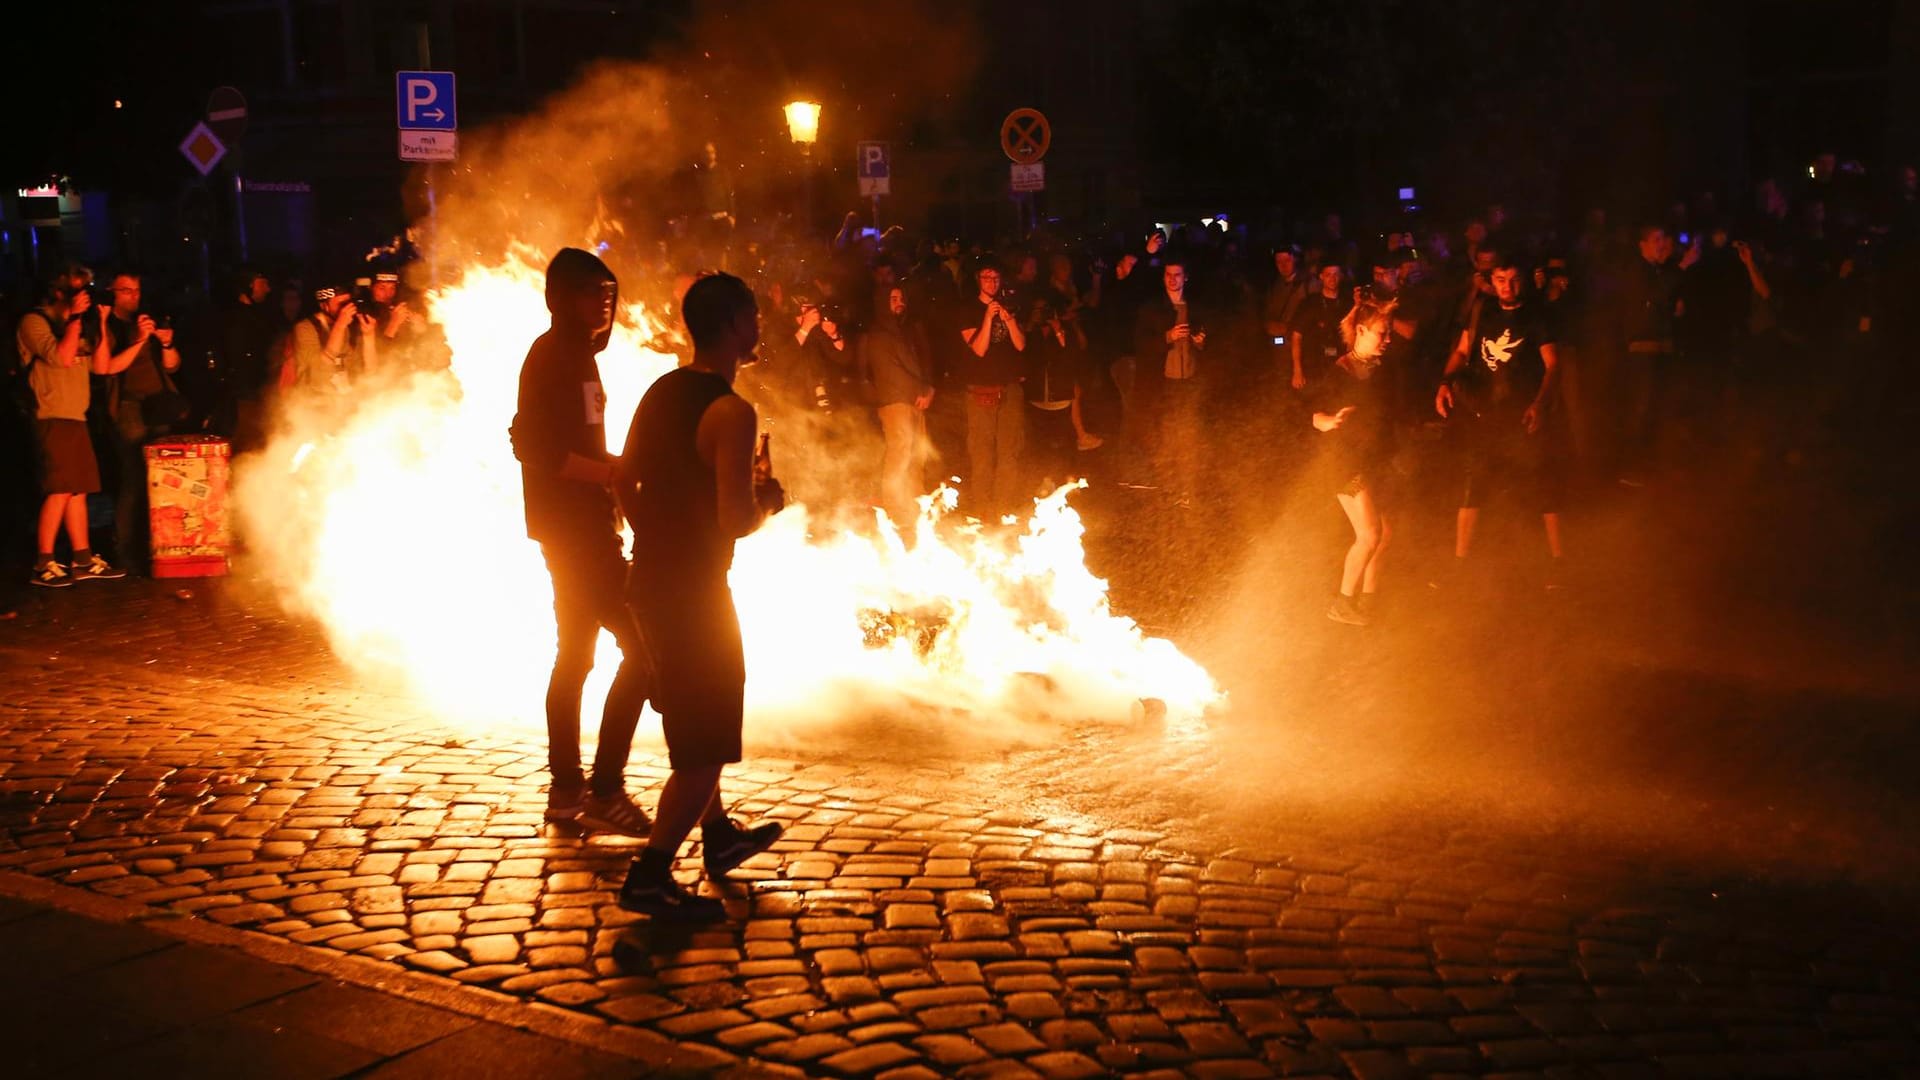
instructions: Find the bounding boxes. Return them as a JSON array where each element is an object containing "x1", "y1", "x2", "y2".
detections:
[{"x1": 4, "y1": 578, "x2": 1919, "y2": 1079}]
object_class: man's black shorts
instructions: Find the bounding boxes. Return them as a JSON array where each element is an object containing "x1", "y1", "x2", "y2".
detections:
[
  {"x1": 628, "y1": 569, "x2": 744, "y2": 770},
  {"x1": 1457, "y1": 412, "x2": 1564, "y2": 513}
]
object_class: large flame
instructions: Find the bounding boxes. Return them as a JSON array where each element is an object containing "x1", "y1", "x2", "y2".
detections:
[{"x1": 236, "y1": 250, "x2": 1222, "y2": 747}]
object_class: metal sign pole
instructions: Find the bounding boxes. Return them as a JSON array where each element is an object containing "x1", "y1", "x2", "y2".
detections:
[
  {"x1": 232, "y1": 160, "x2": 249, "y2": 262},
  {"x1": 428, "y1": 164, "x2": 439, "y2": 288}
]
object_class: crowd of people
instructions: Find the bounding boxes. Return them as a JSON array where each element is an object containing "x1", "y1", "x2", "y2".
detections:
[
  {"x1": 8, "y1": 151, "x2": 1917, "y2": 626},
  {"x1": 720, "y1": 156, "x2": 1915, "y2": 622},
  {"x1": 3, "y1": 257, "x2": 440, "y2": 595}
]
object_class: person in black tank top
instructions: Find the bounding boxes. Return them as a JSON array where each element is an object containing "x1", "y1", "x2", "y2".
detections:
[{"x1": 615, "y1": 272, "x2": 786, "y2": 924}]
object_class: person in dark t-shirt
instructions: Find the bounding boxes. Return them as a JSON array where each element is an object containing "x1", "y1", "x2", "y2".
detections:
[
  {"x1": 1291, "y1": 263, "x2": 1349, "y2": 390},
  {"x1": 615, "y1": 272, "x2": 785, "y2": 924},
  {"x1": 509, "y1": 248, "x2": 655, "y2": 837},
  {"x1": 957, "y1": 263, "x2": 1029, "y2": 519},
  {"x1": 1434, "y1": 257, "x2": 1567, "y2": 587}
]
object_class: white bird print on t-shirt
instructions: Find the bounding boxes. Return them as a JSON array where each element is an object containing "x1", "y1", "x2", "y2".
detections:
[{"x1": 1481, "y1": 328, "x2": 1523, "y2": 371}]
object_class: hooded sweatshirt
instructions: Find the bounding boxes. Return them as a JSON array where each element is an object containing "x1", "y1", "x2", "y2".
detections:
[{"x1": 512, "y1": 247, "x2": 620, "y2": 548}]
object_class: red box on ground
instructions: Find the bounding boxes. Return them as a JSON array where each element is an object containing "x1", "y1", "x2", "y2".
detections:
[{"x1": 146, "y1": 436, "x2": 232, "y2": 578}]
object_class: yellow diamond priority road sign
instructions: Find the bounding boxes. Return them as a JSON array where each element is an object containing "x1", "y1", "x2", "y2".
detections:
[{"x1": 179, "y1": 122, "x2": 227, "y2": 177}]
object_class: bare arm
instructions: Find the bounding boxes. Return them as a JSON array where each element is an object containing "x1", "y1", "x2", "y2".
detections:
[
  {"x1": 1435, "y1": 329, "x2": 1470, "y2": 417},
  {"x1": 1441, "y1": 329, "x2": 1470, "y2": 380},
  {"x1": 962, "y1": 304, "x2": 995, "y2": 358},
  {"x1": 697, "y1": 394, "x2": 764, "y2": 539},
  {"x1": 21, "y1": 313, "x2": 85, "y2": 369},
  {"x1": 1524, "y1": 342, "x2": 1560, "y2": 433},
  {"x1": 1003, "y1": 305, "x2": 1027, "y2": 352},
  {"x1": 97, "y1": 317, "x2": 152, "y2": 376},
  {"x1": 1735, "y1": 242, "x2": 1772, "y2": 302},
  {"x1": 356, "y1": 314, "x2": 379, "y2": 373}
]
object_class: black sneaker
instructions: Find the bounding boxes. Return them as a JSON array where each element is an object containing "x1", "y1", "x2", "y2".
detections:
[
  {"x1": 702, "y1": 819, "x2": 784, "y2": 879},
  {"x1": 1326, "y1": 594, "x2": 1369, "y2": 627},
  {"x1": 544, "y1": 783, "x2": 586, "y2": 825},
  {"x1": 69, "y1": 554, "x2": 128, "y2": 581},
  {"x1": 578, "y1": 790, "x2": 652, "y2": 837},
  {"x1": 30, "y1": 561, "x2": 73, "y2": 589},
  {"x1": 619, "y1": 866, "x2": 727, "y2": 923}
]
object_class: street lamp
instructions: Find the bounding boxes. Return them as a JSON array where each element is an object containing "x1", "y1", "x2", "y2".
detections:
[
  {"x1": 784, "y1": 100, "x2": 821, "y2": 152},
  {"x1": 784, "y1": 100, "x2": 821, "y2": 235}
]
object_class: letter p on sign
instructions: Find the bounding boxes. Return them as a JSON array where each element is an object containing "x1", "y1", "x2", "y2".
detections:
[{"x1": 396, "y1": 71, "x2": 457, "y2": 131}]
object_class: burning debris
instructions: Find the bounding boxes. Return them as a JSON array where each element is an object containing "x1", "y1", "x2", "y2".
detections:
[{"x1": 235, "y1": 250, "x2": 1223, "y2": 742}]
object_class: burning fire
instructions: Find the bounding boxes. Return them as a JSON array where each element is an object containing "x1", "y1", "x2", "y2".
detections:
[{"x1": 236, "y1": 249, "x2": 1222, "y2": 746}]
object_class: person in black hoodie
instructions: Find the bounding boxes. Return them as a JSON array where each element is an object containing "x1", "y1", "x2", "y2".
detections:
[{"x1": 509, "y1": 248, "x2": 655, "y2": 837}]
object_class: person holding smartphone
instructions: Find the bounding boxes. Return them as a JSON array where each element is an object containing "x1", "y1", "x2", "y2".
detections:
[
  {"x1": 1130, "y1": 258, "x2": 1209, "y2": 508},
  {"x1": 96, "y1": 271, "x2": 184, "y2": 571},
  {"x1": 957, "y1": 262, "x2": 1028, "y2": 519},
  {"x1": 1264, "y1": 246, "x2": 1310, "y2": 369}
]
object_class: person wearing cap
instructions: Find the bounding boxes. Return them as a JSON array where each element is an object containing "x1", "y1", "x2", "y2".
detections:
[
  {"x1": 368, "y1": 271, "x2": 420, "y2": 343},
  {"x1": 287, "y1": 284, "x2": 377, "y2": 397},
  {"x1": 509, "y1": 248, "x2": 657, "y2": 838}
]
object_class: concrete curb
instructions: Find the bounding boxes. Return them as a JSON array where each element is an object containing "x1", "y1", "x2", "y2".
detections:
[{"x1": 0, "y1": 870, "x2": 744, "y2": 1077}]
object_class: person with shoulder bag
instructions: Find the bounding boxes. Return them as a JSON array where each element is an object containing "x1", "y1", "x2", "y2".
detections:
[{"x1": 98, "y1": 272, "x2": 186, "y2": 571}]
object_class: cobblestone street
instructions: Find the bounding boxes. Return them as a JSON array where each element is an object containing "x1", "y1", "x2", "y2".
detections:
[{"x1": 4, "y1": 577, "x2": 1918, "y2": 1078}]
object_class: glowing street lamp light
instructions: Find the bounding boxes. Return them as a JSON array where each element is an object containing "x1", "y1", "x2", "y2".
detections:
[
  {"x1": 784, "y1": 100, "x2": 821, "y2": 150},
  {"x1": 785, "y1": 100, "x2": 822, "y2": 232}
]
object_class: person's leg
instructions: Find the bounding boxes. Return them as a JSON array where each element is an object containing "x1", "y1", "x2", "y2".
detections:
[
  {"x1": 1359, "y1": 507, "x2": 1390, "y2": 591},
  {"x1": 909, "y1": 407, "x2": 930, "y2": 501},
  {"x1": 36, "y1": 494, "x2": 69, "y2": 558},
  {"x1": 112, "y1": 427, "x2": 142, "y2": 568},
  {"x1": 645, "y1": 763, "x2": 725, "y2": 862},
  {"x1": 62, "y1": 494, "x2": 88, "y2": 552},
  {"x1": 587, "y1": 558, "x2": 651, "y2": 801},
  {"x1": 540, "y1": 548, "x2": 595, "y2": 808},
  {"x1": 1174, "y1": 388, "x2": 1204, "y2": 502},
  {"x1": 1071, "y1": 383, "x2": 1102, "y2": 450},
  {"x1": 1454, "y1": 507, "x2": 1478, "y2": 559},
  {"x1": 1618, "y1": 350, "x2": 1654, "y2": 480},
  {"x1": 995, "y1": 382, "x2": 1027, "y2": 515},
  {"x1": 1334, "y1": 491, "x2": 1377, "y2": 598},
  {"x1": 1359, "y1": 493, "x2": 1389, "y2": 595},
  {"x1": 965, "y1": 392, "x2": 997, "y2": 518},
  {"x1": 1455, "y1": 420, "x2": 1484, "y2": 559},
  {"x1": 878, "y1": 402, "x2": 913, "y2": 527}
]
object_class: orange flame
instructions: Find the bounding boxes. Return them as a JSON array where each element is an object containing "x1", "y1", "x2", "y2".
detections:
[{"x1": 235, "y1": 250, "x2": 1222, "y2": 747}]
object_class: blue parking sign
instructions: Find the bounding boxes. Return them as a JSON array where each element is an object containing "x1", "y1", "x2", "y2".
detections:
[
  {"x1": 396, "y1": 71, "x2": 457, "y2": 131},
  {"x1": 857, "y1": 141, "x2": 890, "y2": 179}
]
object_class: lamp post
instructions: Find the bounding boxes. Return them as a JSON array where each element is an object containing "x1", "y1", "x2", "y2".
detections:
[{"x1": 784, "y1": 100, "x2": 820, "y2": 235}]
